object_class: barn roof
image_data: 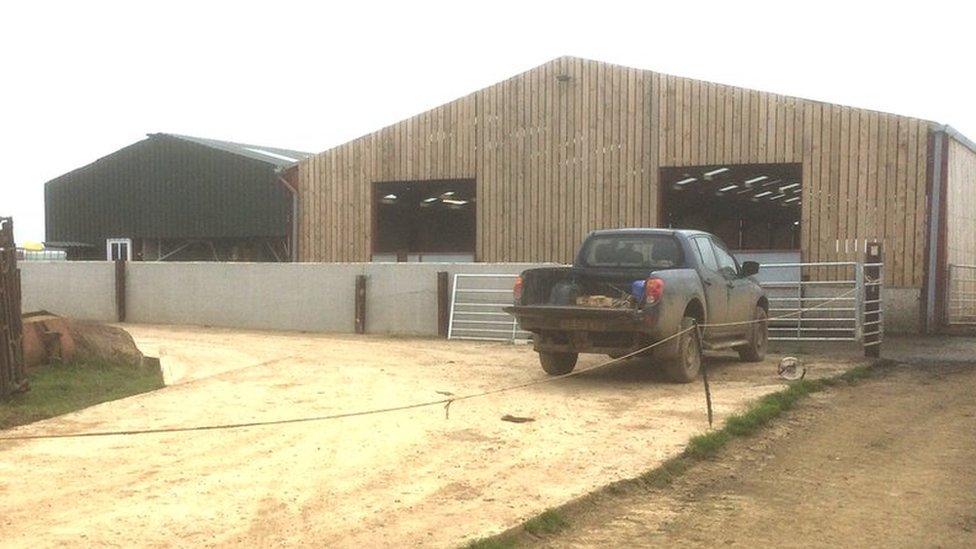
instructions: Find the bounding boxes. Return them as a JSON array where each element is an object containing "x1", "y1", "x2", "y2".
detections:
[{"x1": 151, "y1": 133, "x2": 312, "y2": 168}]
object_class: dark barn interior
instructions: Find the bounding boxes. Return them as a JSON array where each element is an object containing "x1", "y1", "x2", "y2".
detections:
[
  {"x1": 660, "y1": 163, "x2": 802, "y2": 250},
  {"x1": 372, "y1": 179, "x2": 476, "y2": 261}
]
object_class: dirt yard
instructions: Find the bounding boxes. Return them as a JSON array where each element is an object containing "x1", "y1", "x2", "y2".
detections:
[
  {"x1": 0, "y1": 325, "x2": 862, "y2": 548},
  {"x1": 531, "y1": 358, "x2": 976, "y2": 548}
]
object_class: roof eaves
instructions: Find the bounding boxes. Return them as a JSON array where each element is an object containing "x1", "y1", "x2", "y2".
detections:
[
  {"x1": 150, "y1": 133, "x2": 312, "y2": 168},
  {"x1": 941, "y1": 125, "x2": 976, "y2": 155}
]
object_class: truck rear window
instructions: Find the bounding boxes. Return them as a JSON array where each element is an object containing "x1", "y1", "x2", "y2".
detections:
[{"x1": 579, "y1": 234, "x2": 683, "y2": 268}]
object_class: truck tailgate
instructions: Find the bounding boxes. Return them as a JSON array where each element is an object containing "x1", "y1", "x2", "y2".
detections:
[{"x1": 504, "y1": 305, "x2": 644, "y2": 332}]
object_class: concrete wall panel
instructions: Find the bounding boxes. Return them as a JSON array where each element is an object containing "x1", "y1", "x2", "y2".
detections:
[
  {"x1": 126, "y1": 262, "x2": 362, "y2": 332},
  {"x1": 18, "y1": 260, "x2": 921, "y2": 335},
  {"x1": 20, "y1": 261, "x2": 116, "y2": 322}
]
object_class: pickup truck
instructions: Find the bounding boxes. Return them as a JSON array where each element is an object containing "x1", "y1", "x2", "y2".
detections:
[{"x1": 505, "y1": 229, "x2": 768, "y2": 383}]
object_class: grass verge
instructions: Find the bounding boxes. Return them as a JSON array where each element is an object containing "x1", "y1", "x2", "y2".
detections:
[
  {"x1": 463, "y1": 362, "x2": 883, "y2": 548},
  {"x1": 0, "y1": 359, "x2": 165, "y2": 430}
]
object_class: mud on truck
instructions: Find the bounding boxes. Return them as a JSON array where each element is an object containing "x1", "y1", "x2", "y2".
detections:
[{"x1": 505, "y1": 229, "x2": 768, "y2": 383}]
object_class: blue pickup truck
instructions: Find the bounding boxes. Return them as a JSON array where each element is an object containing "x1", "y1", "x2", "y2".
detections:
[{"x1": 505, "y1": 229, "x2": 768, "y2": 383}]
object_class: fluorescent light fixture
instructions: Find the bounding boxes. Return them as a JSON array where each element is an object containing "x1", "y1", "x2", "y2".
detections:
[
  {"x1": 779, "y1": 183, "x2": 800, "y2": 191},
  {"x1": 703, "y1": 167, "x2": 730, "y2": 178},
  {"x1": 442, "y1": 199, "x2": 469, "y2": 205},
  {"x1": 383, "y1": 194, "x2": 397, "y2": 200},
  {"x1": 744, "y1": 176, "x2": 768, "y2": 185},
  {"x1": 785, "y1": 196, "x2": 801, "y2": 203},
  {"x1": 753, "y1": 191, "x2": 773, "y2": 198},
  {"x1": 674, "y1": 177, "x2": 697, "y2": 186},
  {"x1": 440, "y1": 191, "x2": 456, "y2": 197},
  {"x1": 422, "y1": 197, "x2": 439, "y2": 203},
  {"x1": 718, "y1": 184, "x2": 738, "y2": 192},
  {"x1": 768, "y1": 193, "x2": 786, "y2": 200}
]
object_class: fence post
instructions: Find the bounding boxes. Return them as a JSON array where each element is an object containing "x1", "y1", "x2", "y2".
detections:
[
  {"x1": 863, "y1": 243, "x2": 883, "y2": 358},
  {"x1": 355, "y1": 275, "x2": 367, "y2": 334},
  {"x1": 114, "y1": 259, "x2": 127, "y2": 323},
  {"x1": 437, "y1": 271, "x2": 449, "y2": 338},
  {"x1": 1, "y1": 217, "x2": 27, "y2": 397}
]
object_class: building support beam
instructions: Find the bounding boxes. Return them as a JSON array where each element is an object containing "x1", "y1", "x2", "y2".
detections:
[{"x1": 924, "y1": 128, "x2": 949, "y2": 332}]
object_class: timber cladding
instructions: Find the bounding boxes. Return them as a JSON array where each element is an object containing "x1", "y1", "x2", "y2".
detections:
[
  {"x1": 298, "y1": 56, "x2": 935, "y2": 288},
  {"x1": 946, "y1": 137, "x2": 976, "y2": 266},
  {"x1": 0, "y1": 218, "x2": 26, "y2": 398}
]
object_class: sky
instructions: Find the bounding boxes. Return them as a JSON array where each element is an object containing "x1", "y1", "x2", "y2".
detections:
[{"x1": 1, "y1": 0, "x2": 973, "y2": 244}]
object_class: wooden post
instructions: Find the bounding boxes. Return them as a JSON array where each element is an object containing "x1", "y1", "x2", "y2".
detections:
[
  {"x1": 437, "y1": 271, "x2": 450, "y2": 338},
  {"x1": 863, "y1": 242, "x2": 883, "y2": 358},
  {"x1": 0, "y1": 217, "x2": 26, "y2": 397},
  {"x1": 115, "y1": 259, "x2": 126, "y2": 323},
  {"x1": 355, "y1": 275, "x2": 367, "y2": 334}
]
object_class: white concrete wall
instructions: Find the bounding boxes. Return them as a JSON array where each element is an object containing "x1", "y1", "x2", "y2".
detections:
[
  {"x1": 68, "y1": 261, "x2": 549, "y2": 336},
  {"x1": 365, "y1": 263, "x2": 551, "y2": 335},
  {"x1": 125, "y1": 262, "x2": 363, "y2": 332},
  {"x1": 19, "y1": 260, "x2": 922, "y2": 335},
  {"x1": 19, "y1": 261, "x2": 116, "y2": 322},
  {"x1": 883, "y1": 288, "x2": 921, "y2": 334}
]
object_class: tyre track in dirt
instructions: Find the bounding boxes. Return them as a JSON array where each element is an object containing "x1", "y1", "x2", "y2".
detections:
[{"x1": 531, "y1": 361, "x2": 976, "y2": 548}]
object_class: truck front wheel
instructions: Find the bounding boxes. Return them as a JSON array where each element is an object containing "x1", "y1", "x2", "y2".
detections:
[
  {"x1": 663, "y1": 316, "x2": 702, "y2": 383},
  {"x1": 539, "y1": 351, "x2": 578, "y2": 375}
]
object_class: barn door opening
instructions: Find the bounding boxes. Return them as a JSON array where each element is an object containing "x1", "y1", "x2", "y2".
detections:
[
  {"x1": 372, "y1": 179, "x2": 476, "y2": 262},
  {"x1": 660, "y1": 163, "x2": 802, "y2": 254}
]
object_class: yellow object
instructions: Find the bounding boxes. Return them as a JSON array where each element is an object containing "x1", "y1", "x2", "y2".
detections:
[{"x1": 20, "y1": 241, "x2": 44, "y2": 251}]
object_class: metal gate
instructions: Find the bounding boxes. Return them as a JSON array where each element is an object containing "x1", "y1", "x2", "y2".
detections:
[
  {"x1": 947, "y1": 264, "x2": 976, "y2": 325},
  {"x1": 448, "y1": 261, "x2": 883, "y2": 344},
  {"x1": 758, "y1": 261, "x2": 881, "y2": 342},
  {"x1": 447, "y1": 274, "x2": 531, "y2": 342}
]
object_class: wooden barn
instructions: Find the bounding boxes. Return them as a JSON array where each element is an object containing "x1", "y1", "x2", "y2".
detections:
[{"x1": 295, "y1": 56, "x2": 976, "y2": 332}]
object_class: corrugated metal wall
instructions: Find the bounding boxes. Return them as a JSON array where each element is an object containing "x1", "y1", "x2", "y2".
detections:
[
  {"x1": 45, "y1": 135, "x2": 289, "y2": 246},
  {"x1": 298, "y1": 56, "x2": 934, "y2": 288}
]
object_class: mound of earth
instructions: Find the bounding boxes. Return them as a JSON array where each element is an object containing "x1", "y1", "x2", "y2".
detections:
[{"x1": 22, "y1": 313, "x2": 144, "y2": 367}]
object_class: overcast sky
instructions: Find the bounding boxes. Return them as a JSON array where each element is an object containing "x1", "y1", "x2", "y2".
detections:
[{"x1": 2, "y1": 0, "x2": 972, "y2": 244}]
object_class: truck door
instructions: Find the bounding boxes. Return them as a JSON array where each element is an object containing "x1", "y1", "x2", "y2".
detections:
[
  {"x1": 710, "y1": 238, "x2": 754, "y2": 337},
  {"x1": 691, "y1": 236, "x2": 730, "y2": 337}
]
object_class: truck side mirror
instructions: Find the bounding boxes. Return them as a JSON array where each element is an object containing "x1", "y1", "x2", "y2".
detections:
[{"x1": 740, "y1": 261, "x2": 760, "y2": 277}]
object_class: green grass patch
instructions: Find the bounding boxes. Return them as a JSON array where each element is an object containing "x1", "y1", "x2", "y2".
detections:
[
  {"x1": 722, "y1": 379, "x2": 824, "y2": 437},
  {"x1": 685, "y1": 429, "x2": 732, "y2": 459},
  {"x1": 522, "y1": 509, "x2": 569, "y2": 536},
  {"x1": 465, "y1": 538, "x2": 516, "y2": 549},
  {"x1": 0, "y1": 359, "x2": 164, "y2": 430},
  {"x1": 639, "y1": 456, "x2": 690, "y2": 488},
  {"x1": 835, "y1": 365, "x2": 872, "y2": 384}
]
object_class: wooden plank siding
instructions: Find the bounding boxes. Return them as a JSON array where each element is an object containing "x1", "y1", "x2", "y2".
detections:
[
  {"x1": 945, "y1": 137, "x2": 976, "y2": 267},
  {"x1": 297, "y1": 56, "x2": 935, "y2": 288}
]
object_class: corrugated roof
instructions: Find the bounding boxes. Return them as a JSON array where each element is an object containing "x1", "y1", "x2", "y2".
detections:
[{"x1": 151, "y1": 133, "x2": 312, "y2": 168}]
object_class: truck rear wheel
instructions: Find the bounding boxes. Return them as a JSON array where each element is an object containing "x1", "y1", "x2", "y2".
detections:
[
  {"x1": 539, "y1": 352, "x2": 578, "y2": 375},
  {"x1": 663, "y1": 316, "x2": 701, "y2": 383},
  {"x1": 736, "y1": 306, "x2": 768, "y2": 362}
]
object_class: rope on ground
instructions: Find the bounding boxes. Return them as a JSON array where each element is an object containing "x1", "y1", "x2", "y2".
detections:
[{"x1": 0, "y1": 287, "x2": 862, "y2": 442}]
